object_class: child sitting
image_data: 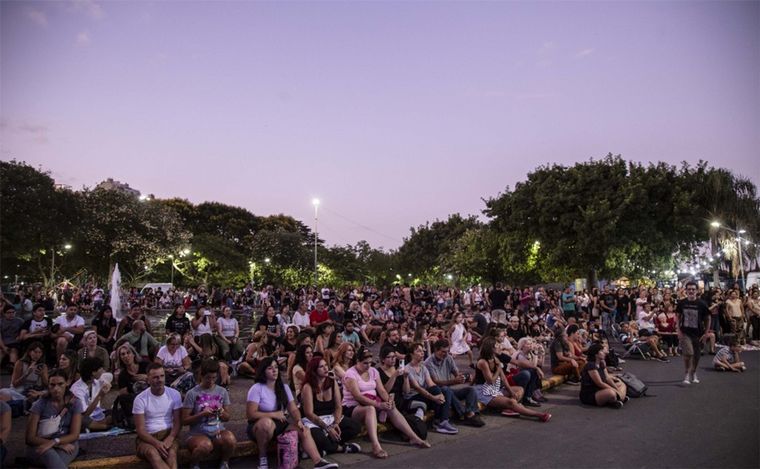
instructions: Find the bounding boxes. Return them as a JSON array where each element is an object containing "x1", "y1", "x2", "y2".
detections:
[{"x1": 713, "y1": 337, "x2": 746, "y2": 372}]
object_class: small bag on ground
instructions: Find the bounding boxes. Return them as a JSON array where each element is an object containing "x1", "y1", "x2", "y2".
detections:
[{"x1": 618, "y1": 372, "x2": 648, "y2": 397}]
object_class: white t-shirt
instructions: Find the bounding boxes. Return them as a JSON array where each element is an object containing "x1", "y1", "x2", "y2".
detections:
[
  {"x1": 55, "y1": 314, "x2": 85, "y2": 339},
  {"x1": 70, "y1": 378, "x2": 105, "y2": 421},
  {"x1": 132, "y1": 386, "x2": 183, "y2": 434},
  {"x1": 156, "y1": 345, "x2": 189, "y2": 368},
  {"x1": 293, "y1": 312, "x2": 310, "y2": 328},
  {"x1": 55, "y1": 314, "x2": 85, "y2": 329}
]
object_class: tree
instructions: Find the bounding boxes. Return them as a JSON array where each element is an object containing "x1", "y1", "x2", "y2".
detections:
[{"x1": 0, "y1": 161, "x2": 82, "y2": 285}]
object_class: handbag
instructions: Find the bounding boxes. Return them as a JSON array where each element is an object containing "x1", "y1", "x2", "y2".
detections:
[{"x1": 276, "y1": 430, "x2": 299, "y2": 469}]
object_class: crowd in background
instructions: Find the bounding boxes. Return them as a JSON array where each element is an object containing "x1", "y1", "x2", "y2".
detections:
[{"x1": 0, "y1": 279, "x2": 757, "y2": 469}]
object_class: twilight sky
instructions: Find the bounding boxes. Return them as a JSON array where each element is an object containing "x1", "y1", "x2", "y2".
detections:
[{"x1": 2, "y1": 1, "x2": 758, "y2": 250}]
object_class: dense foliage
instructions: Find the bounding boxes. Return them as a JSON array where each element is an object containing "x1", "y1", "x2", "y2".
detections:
[{"x1": 1, "y1": 156, "x2": 757, "y2": 288}]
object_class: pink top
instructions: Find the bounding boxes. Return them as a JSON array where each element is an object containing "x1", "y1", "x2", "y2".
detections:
[{"x1": 342, "y1": 366, "x2": 379, "y2": 408}]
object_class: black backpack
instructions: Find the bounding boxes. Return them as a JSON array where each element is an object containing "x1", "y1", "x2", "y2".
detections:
[{"x1": 618, "y1": 372, "x2": 648, "y2": 397}]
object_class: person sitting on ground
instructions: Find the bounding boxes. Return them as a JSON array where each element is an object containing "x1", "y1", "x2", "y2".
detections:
[
  {"x1": 57, "y1": 350, "x2": 79, "y2": 386},
  {"x1": 165, "y1": 306, "x2": 192, "y2": 339},
  {"x1": 340, "y1": 320, "x2": 362, "y2": 348},
  {"x1": 513, "y1": 337, "x2": 548, "y2": 404},
  {"x1": 118, "y1": 304, "x2": 154, "y2": 340},
  {"x1": 279, "y1": 325, "x2": 299, "y2": 362},
  {"x1": 19, "y1": 305, "x2": 53, "y2": 359},
  {"x1": 331, "y1": 342, "x2": 355, "y2": 382},
  {"x1": 216, "y1": 306, "x2": 244, "y2": 361},
  {"x1": 191, "y1": 307, "x2": 217, "y2": 354},
  {"x1": 424, "y1": 338, "x2": 485, "y2": 427},
  {"x1": 238, "y1": 331, "x2": 270, "y2": 378},
  {"x1": 550, "y1": 328, "x2": 581, "y2": 385},
  {"x1": 91, "y1": 306, "x2": 117, "y2": 352},
  {"x1": 301, "y1": 356, "x2": 362, "y2": 456},
  {"x1": 155, "y1": 333, "x2": 192, "y2": 385},
  {"x1": 310, "y1": 301, "x2": 331, "y2": 328},
  {"x1": 134, "y1": 363, "x2": 182, "y2": 469},
  {"x1": 0, "y1": 305, "x2": 24, "y2": 371},
  {"x1": 291, "y1": 344, "x2": 314, "y2": 398},
  {"x1": 343, "y1": 346, "x2": 430, "y2": 459},
  {"x1": 713, "y1": 336, "x2": 746, "y2": 372},
  {"x1": 579, "y1": 342, "x2": 627, "y2": 409},
  {"x1": 636, "y1": 304, "x2": 669, "y2": 362},
  {"x1": 314, "y1": 321, "x2": 336, "y2": 358},
  {"x1": 293, "y1": 303, "x2": 312, "y2": 333},
  {"x1": 379, "y1": 327, "x2": 408, "y2": 362},
  {"x1": 115, "y1": 319, "x2": 160, "y2": 362},
  {"x1": 79, "y1": 330, "x2": 111, "y2": 371},
  {"x1": 449, "y1": 312, "x2": 475, "y2": 368},
  {"x1": 181, "y1": 358, "x2": 237, "y2": 469},
  {"x1": 256, "y1": 306, "x2": 282, "y2": 345},
  {"x1": 52, "y1": 305, "x2": 86, "y2": 359},
  {"x1": 71, "y1": 357, "x2": 113, "y2": 432},
  {"x1": 246, "y1": 356, "x2": 339, "y2": 469},
  {"x1": 474, "y1": 337, "x2": 551, "y2": 422},
  {"x1": 8, "y1": 341, "x2": 48, "y2": 402},
  {"x1": 24, "y1": 369, "x2": 82, "y2": 468},
  {"x1": 404, "y1": 341, "x2": 459, "y2": 435}
]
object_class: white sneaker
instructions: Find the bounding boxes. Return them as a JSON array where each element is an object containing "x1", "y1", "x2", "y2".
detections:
[
  {"x1": 682, "y1": 375, "x2": 691, "y2": 385},
  {"x1": 414, "y1": 408, "x2": 425, "y2": 419},
  {"x1": 691, "y1": 373, "x2": 700, "y2": 384}
]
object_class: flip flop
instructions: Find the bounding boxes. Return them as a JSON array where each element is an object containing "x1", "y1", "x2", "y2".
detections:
[{"x1": 413, "y1": 440, "x2": 431, "y2": 449}]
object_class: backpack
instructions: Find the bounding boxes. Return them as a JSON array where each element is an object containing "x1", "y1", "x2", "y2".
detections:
[{"x1": 618, "y1": 372, "x2": 648, "y2": 398}]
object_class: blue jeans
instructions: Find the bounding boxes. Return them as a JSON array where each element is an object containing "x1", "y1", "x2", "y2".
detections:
[
  {"x1": 440, "y1": 386, "x2": 479, "y2": 417},
  {"x1": 408, "y1": 385, "x2": 450, "y2": 421},
  {"x1": 511, "y1": 369, "x2": 540, "y2": 401}
]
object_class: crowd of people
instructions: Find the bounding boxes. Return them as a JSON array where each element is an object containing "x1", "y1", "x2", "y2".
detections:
[{"x1": 0, "y1": 280, "x2": 757, "y2": 469}]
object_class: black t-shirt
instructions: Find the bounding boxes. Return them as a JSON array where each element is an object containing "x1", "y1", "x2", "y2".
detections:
[
  {"x1": 380, "y1": 341, "x2": 407, "y2": 360},
  {"x1": 581, "y1": 361, "x2": 607, "y2": 391},
  {"x1": 676, "y1": 299, "x2": 710, "y2": 337},
  {"x1": 256, "y1": 316, "x2": 279, "y2": 335},
  {"x1": 165, "y1": 315, "x2": 191, "y2": 336},
  {"x1": 603, "y1": 294, "x2": 617, "y2": 310},
  {"x1": 507, "y1": 326, "x2": 525, "y2": 342},
  {"x1": 473, "y1": 313, "x2": 489, "y2": 335},
  {"x1": 93, "y1": 316, "x2": 117, "y2": 339},
  {"x1": 490, "y1": 289, "x2": 507, "y2": 310},
  {"x1": 617, "y1": 295, "x2": 630, "y2": 313},
  {"x1": 118, "y1": 361, "x2": 148, "y2": 394},
  {"x1": 377, "y1": 367, "x2": 404, "y2": 409}
]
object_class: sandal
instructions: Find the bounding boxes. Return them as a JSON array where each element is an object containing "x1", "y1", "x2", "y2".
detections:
[
  {"x1": 413, "y1": 440, "x2": 431, "y2": 449},
  {"x1": 372, "y1": 449, "x2": 389, "y2": 459}
]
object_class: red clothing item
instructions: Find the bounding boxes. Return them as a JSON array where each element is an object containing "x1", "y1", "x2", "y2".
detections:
[{"x1": 310, "y1": 309, "x2": 329, "y2": 327}]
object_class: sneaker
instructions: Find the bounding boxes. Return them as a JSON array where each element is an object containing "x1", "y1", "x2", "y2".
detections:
[
  {"x1": 314, "y1": 460, "x2": 339, "y2": 469},
  {"x1": 343, "y1": 443, "x2": 362, "y2": 454},
  {"x1": 523, "y1": 397, "x2": 541, "y2": 407},
  {"x1": 691, "y1": 373, "x2": 700, "y2": 384},
  {"x1": 434, "y1": 420, "x2": 458, "y2": 434},
  {"x1": 622, "y1": 396, "x2": 630, "y2": 403},
  {"x1": 618, "y1": 358, "x2": 626, "y2": 364},
  {"x1": 539, "y1": 413, "x2": 552, "y2": 422},
  {"x1": 501, "y1": 409, "x2": 520, "y2": 417},
  {"x1": 258, "y1": 457, "x2": 269, "y2": 469},
  {"x1": 461, "y1": 414, "x2": 486, "y2": 427},
  {"x1": 657, "y1": 357, "x2": 670, "y2": 363},
  {"x1": 532, "y1": 391, "x2": 548, "y2": 403},
  {"x1": 611, "y1": 400, "x2": 624, "y2": 409},
  {"x1": 682, "y1": 375, "x2": 691, "y2": 385},
  {"x1": 414, "y1": 408, "x2": 425, "y2": 419}
]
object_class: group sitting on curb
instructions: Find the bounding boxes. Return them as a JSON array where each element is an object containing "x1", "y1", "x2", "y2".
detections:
[{"x1": 0, "y1": 280, "x2": 757, "y2": 468}]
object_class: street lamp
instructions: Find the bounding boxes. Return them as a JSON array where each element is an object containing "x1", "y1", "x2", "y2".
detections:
[
  {"x1": 51, "y1": 243, "x2": 72, "y2": 286},
  {"x1": 312, "y1": 198, "x2": 320, "y2": 286}
]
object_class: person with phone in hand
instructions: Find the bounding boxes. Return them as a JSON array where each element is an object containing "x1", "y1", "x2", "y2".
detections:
[{"x1": 424, "y1": 338, "x2": 486, "y2": 427}]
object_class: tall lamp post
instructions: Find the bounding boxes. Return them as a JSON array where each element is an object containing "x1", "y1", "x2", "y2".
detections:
[
  {"x1": 312, "y1": 198, "x2": 320, "y2": 286},
  {"x1": 711, "y1": 221, "x2": 748, "y2": 292}
]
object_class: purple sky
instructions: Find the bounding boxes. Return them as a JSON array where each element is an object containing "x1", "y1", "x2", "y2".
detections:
[{"x1": 2, "y1": 1, "x2": 758, "y2": 250}]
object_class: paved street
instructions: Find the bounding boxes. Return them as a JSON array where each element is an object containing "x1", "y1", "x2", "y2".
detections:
[{"x1": 235, "y1": 350, "x2": 759, "y2": 469}]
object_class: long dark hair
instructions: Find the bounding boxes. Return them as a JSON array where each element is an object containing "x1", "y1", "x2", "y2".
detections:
[
  {"x1": 478, "y1": 336, "x2": 497, "y2": 361},
  {"x1": 294, "y1": 344, "x2": 312, "y2": 370},
  {"x1": 255, "y1": 356, "x2": 288, "y2": 410}
]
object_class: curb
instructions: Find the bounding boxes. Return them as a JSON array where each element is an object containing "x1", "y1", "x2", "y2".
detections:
[{"x1": 70, "y1": 375, "x2": 569, "y2": 469}]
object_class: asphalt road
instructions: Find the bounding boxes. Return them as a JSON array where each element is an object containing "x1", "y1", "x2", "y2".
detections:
[{"x1": 241, "y1": 350, "x2": 759, "y2": 469}]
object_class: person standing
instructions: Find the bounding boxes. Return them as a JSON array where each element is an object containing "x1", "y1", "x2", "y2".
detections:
[
  {"x1": 676, "y1": 282, "x2": 711, "y2": 385},
  {"x1": 133, "y1": 363, "x2": 182, "y2": 469}
]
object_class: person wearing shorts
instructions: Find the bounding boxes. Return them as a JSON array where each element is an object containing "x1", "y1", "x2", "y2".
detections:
[{"x1": 676, "y1": 282, "x2": 711, "y2": 385}]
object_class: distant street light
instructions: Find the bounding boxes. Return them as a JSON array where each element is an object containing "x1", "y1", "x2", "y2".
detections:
[
  {"x1": 264, "y1": 257, "x2": 271, "y2": 264},
  {"x1": 312, "y1": 198, "x2": 320, "y2": 286}
]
